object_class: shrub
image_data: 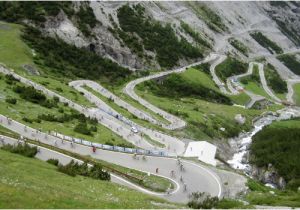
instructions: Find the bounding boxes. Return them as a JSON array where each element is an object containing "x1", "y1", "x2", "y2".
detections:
[
  {"x1": 22, "y1": 117, "x2": 33, "y2": 123},
  {"x1": 57, "y1": 160, "x2": 110, "y2": 181},
  {"x1": 194, "y1": 62, "x2": 210, "y2": 74},
  {"x1": 89, "y1": 163, "x2": 110, "y2": 181},
  {"x1": 74, "y1": 122, "x2": 92, "y2": 136},
  {"x1": 187, "y1": 192, "x2": 219, "y2": 209},
  {"x1": 4, "y1": 74, "x2": 19, "y2": 85},
  {"x1": 5, "y1": 98, "x2": 17, "y2": 104},
  {"x1": 47, "y1": 158, "x2": 59, "y2": 166},
  {"x1": 57, "y1": 160, "x2": 77, "y2": 176},
  {"x1": 12, "y1": 85, "x2": 58, "y2": 108},
  {"x1": 1, "y1": 143, "x2": 38, "y2": 157}
]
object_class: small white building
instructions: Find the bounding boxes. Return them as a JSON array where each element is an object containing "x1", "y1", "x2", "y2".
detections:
[{"x1": 184, "y1": 141, "x2": 217, "y2": 166}]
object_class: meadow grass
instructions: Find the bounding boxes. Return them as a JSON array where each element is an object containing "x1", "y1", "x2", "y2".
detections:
[
  {"x1": 246, "y1": 179, "x2": 300, "y2": 207},
  {"x1": 293, "y1": 83, "x2": 300, "y2": 106},
  {"x1": 0, "y1": 149, "x2": 180, "y2": 209}
]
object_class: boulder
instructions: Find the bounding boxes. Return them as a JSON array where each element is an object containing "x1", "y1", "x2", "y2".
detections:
[{"x1": 234, "y1": 114, "x2": 246, "y2": 125}]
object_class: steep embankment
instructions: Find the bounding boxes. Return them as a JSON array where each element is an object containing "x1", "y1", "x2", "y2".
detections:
[
  {"x1": 1, "y1": 1, "x2": 300, "y2": 70},
  {"x1": 250, "y1": 118, "x2": 300, "y2": 191}
]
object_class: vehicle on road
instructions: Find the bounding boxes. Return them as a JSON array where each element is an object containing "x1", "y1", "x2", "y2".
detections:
[{"x1": 131, "y1": 126, "x2": 138, "y2": 133}]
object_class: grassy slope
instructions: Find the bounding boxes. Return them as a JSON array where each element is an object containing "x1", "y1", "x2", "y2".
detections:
[
  {"x1": 181, "y1": 68, "x2": 251, "y2": 105},
  {"x1": 246, "y1": 179, "x2": 300, "y2": 207},
  {"x1": 293, "y1": 83, "x2": 300, "y2": 106},
  {"x1": 0, "y1": 21, "x2": 93, "y2": 107},
  {"x1": 0, "y1": 149, "x2": 179, "y2": 209},
  {"x1": 240, "y1": 64, "x2": 273, "y2": 100},
  {"x1": 136, "y1": 68, "x2": 281, "y2": 140},
  {"x1": 0, "y1": 77, "x2": 131, "y2": 147},
  {"x1": 0, "y1": 21, "x2": 132, "y2": 147}
]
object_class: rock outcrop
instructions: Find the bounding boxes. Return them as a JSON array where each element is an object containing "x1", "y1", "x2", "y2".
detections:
[{"x1": 38, "y1": 1, "x2": 300, "y2": 69}]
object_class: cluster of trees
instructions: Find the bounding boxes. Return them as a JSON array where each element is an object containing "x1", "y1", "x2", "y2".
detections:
[
  {"x1": 215, "y1": 57, "x2": 248, "y2": 82},
  {"x1": 277, "y1": 54, "x2": 300, "y2": 76},
  {"x1": 180, "y1": 21, "x2": 211, "y2": 49},
  {"x1": 37, "y1": 111, "x2": 90, "y2": 123},
  {"x1": 1, "y1": 143, "x2": 38, "y2": 158},
  {"x1": 240, "y1": 64, "x2": 260, "y2": 85},
  {"x1": 250, "y1": 120, "x2": 300, "y2": 190},
  {"x1": 13, "y1": 85, "x2": 58, "y2": 108},
  {"x1": 265, "y1": 63, "x2": 287, "y2": 94},
  {"x1": 22, "y1": 27, "x2": 132, "y2": 85},
  {"x1": 37, "y1": 111, "x2": 98, "y2": 136},
  {"x1": 228, "y1": 38, "x2": 249, "y2": 56},
  {"x1": 250, "y1": 32, "x2": 283, "y2": 54},
  {"x1": 144, "y1": 74, "x2": 232, "y2": 105},
  {"x1": 273, "y1": 18, "x2": 300, "y2": 46},
  {"x1": 117, "y1": 4, "x2": 203, "y2": 68},
  {"x1": 4, "y1": 74, "x2": 19, "y2": 85},
  {"x1": 188, "y1": 2, "x2": 227, "y2": 33},
  {"x1": 50, "y1": 159, "x2": 110, "y2": 181},
  {"x1": 74, "y1": 122, "x2": 97, "y2": 136},
  {"x1": 0, "y1": 2, "x2": 99, "y2": 36},
  {"x1": 5, "y1": 97, "x2": 17, "y2": 104},
  {"x1": 0, "y1": 1, "x2": 73, "y2": 23},
  {"x1": 194, "y1": 63, "x2": 211, "y2": 75},
  {"x1": 76, "y1": 4, "x2": 99, "y2": 36}
]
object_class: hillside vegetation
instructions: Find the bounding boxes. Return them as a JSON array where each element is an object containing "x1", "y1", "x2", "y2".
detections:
[
  {"x1": 0, "y1": 149, "x2": 178, "y2": 208},
  {"x1": 250, "y1": 118, "x2": 300, "y2": 191},
  {"x1": 250, "y1": 31, "x2": 283, "y2": 54},
  {"x1": 264, "y1": 63, "x2": 287, "y2": 95},
  {"x1": 277, "y1": 54, "x2": 300, "y2": 76},
  {"x1": 136, "y1": 67, "x2": 270, "y2": 140},
  {"x1": 22, "y1": 27, "x2": 132, "y2": 86},
  {"x1": 116, "y1": 4, "x2": 203, "y2": 68},
  {"x1": 228, "y1": 38, "x2": 249, "y2": 56},
  {"x1": 141, "y1": 72, "x2": 232, "y2": 105},
  {"x1": 215, "y1": 57, "x2": 248, "y2": 82}
]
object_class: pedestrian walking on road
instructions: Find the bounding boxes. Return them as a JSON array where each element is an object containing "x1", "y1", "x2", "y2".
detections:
[
  {"x1": 180, "y1": 175, "x2": 183, "y2": 182},
  {"x1": 170, "y1": 170, "x2": 175, "y2": 177},
  {"x1": 183, "y1": 183, "x2": 187, "y2": 192},
  {"x1": 156, "y1": 168, "x2": 159, "y2": 174},
  {"x1": 180, "y1": 164, "x2": 184, "y2": 171},
  {"x1": 92, "y1": 146, "x2": 96, "y2": 153}
]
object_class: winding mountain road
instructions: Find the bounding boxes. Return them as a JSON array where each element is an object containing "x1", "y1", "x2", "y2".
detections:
[
  {"x1": 0, "y1": 45, "x2": 298, "y2": 204},
  {"x1": 0, "y1": 115, "x2": 222, "y2": 203}
]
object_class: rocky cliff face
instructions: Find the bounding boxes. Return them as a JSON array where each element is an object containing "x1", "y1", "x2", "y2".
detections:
[
  {"x1": 39, "y1": 1, "x2": 300, "y2": 70},
  {"x1": 250, "y1": 164, "x2": 287, "y2": 189}
]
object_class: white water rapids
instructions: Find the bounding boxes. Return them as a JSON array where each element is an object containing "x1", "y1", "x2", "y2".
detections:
[{"x1": 227, "y1": 107, "x2": 300, "y2": 171}]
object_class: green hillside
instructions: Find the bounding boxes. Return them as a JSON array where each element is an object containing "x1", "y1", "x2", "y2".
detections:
[
  {"x1": 250, "y1": 118, "x2": 300, "y2": 190},
  {"x1": 0, "y1": 149, "x2": 179, "y2": 208}
]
